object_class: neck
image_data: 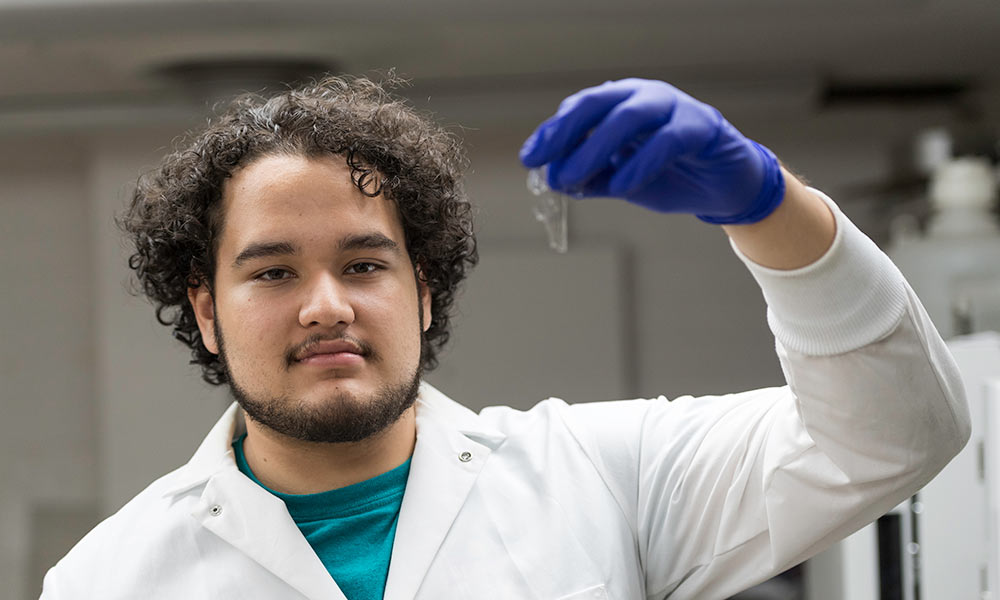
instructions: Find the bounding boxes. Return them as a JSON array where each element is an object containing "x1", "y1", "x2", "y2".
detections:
[{"x1": 241, "y1": 407, "x2": 417, "y2": 494}]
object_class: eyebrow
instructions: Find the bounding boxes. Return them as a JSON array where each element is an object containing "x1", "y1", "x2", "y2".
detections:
[
  {"x1": 232, "y1": 241, "x2": 298, "y2": 269},
  {"x1": 231, "y1": 233, "x2": 401, "y2": 269},
  {"x1": 338, "y1": 232, "x2": 401, "y2": 254}
]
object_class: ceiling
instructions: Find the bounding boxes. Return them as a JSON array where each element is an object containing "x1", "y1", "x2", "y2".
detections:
[{"x1": 0, "y1": 0, "x2": 997, "y2": 132}]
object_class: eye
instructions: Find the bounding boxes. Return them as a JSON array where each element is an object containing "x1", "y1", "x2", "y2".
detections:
[
  {"x1": 254, "y1": 267, "x2": 293, "y2": 282},
  {"x1": 346, "y1": 262, "x2": 383, "y2": 275}
]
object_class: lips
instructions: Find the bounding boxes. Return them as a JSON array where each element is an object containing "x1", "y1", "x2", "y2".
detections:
[{"x1": 295, "y1": 339, "x2": 366, "y2": 362}]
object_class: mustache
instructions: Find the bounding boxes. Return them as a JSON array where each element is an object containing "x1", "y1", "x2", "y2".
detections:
[{"x1": 284, "y1": 333, "x2": 376, "y2": 367}]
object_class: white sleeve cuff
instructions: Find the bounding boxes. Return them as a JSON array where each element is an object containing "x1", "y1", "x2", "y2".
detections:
[{"x1": 731, "y1": 189, "x2": 908, "y2": 356}]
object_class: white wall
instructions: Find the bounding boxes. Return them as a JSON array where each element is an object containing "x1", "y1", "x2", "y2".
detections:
[{"x1": 0, "y1": 138, "x2": 96, "y2": 600}]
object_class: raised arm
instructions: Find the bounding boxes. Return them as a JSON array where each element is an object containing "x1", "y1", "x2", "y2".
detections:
[{"x1": 521, "y1": 78, "x2": 971, "y2": 598}]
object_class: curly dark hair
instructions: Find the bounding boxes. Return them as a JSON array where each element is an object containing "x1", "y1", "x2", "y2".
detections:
[{"x1": 120, "y1": 74, "x2": 478, "y2": 385}]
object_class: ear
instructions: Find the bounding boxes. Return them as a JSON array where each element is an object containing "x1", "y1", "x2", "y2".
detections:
[
  {"x1": 417, "y1": 268, "x2": 432, "y2": 333},
  {"x1": 187, "y1": 283, "x2": 219, "y2": 354}
]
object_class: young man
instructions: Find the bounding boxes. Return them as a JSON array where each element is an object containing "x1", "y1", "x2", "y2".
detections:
[{"x1": 42, "y1": 75, "x2": 970, "y2": 599}]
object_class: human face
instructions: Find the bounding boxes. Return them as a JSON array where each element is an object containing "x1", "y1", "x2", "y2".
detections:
[{"x1": 188, "y1": 153, "x2": 432, "y2": 443}]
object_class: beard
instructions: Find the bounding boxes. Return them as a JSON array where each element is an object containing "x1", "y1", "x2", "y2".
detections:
[{"x1": 215, "y1": 318, "x2": 423, "y2": 444}]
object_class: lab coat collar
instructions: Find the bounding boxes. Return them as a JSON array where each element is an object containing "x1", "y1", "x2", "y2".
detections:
[
  {"x1": 412, "y1": 381, "x2": 506, "y2": 449},
  {"x1": 384, "y1": 383, "x2": 505, "y2": 599},
  {"x1": 159, "y1": 381, "x2": 506, "y2": 502},
  {"x1": 158, "y1": 382, "x2": 506, "y2": 600},
  {"x1": 194, "y1": 469, "x2": 345, "y2": 600},
  {"x1": 160, "y1": 401, "x2": 244, "y2": 498},
  {"x1": 162, "y1": 404, "x2": 346, "y2": 600}
]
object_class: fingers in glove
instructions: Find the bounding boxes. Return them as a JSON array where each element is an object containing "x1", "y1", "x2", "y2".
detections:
[
  {"x1": 552, "y1": 93, "x2": 678, "y2": 190},
  {"x1": 545, "y1": 157, "x2": 614, "y2": 198},
  {"x1": 608, "y1": 102, "x2": 723, "y2": 197},
  {"x1": 519, "y1": 82, "x2": 632, "y2": 167}
]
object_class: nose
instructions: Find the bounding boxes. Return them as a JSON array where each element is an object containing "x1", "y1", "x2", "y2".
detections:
[{"x1": 298, "y1": 272, "x2": 355, "y2": 329}]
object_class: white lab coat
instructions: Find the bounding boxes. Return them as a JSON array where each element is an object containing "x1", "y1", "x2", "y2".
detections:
[{"x1": 42, "y1": 194, "x2": 970, "y2": 600}]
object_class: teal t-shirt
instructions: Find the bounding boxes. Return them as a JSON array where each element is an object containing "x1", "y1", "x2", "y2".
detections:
[{"x1": 233, "y1": 434, "x2": 410, "y2": 600}]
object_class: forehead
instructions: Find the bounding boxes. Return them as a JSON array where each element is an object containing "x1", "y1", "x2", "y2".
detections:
[{"x1": 217, "y1": 154, "x2": 404, "y2": 254}]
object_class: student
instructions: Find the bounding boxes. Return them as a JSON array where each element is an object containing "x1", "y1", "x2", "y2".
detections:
[{"x1": 42, "y1": 75, "x2": 969, "y2": 600}]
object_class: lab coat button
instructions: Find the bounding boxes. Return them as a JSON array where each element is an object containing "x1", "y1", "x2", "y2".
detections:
[
  {"x1": 209, "y1": 504, "x2": 223, "y2": 516},
  {"x1": 458, "y1": 451, "x2": 472, "y2": 462}
]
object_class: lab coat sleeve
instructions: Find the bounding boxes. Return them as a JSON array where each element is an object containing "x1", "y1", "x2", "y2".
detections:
[{"x1": 562, "y1": 191, "x2": 971, "y2": 599}]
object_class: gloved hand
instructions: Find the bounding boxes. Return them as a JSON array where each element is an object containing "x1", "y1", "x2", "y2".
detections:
[{"x1": 518, "y1": 78, "x2": 786, "y2": 225}]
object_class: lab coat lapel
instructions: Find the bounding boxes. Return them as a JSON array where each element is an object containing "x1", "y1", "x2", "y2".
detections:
[
  {"x1": 383, "y1": 385, "x2": 503, "y2": 600},
  {"x1": 194, "y1": 469, "x2": 347, "y2": 600},
  {"x1": 170, "y1": 405, "x2": 343, "y2": 599}
]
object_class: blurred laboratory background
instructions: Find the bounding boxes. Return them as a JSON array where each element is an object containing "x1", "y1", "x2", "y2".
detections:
[{"x1": 2, "y1": 1, "x2": 1000, "y2": 598}]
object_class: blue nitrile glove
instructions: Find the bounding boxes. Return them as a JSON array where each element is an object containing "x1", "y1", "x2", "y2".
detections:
[{"x1": 519, "y1": 78, "x2": 785, "y2": 225}]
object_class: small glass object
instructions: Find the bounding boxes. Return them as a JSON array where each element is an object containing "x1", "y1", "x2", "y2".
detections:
[{"x1": 527, "y1": 166, "x2": 570, "y2": 254}]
